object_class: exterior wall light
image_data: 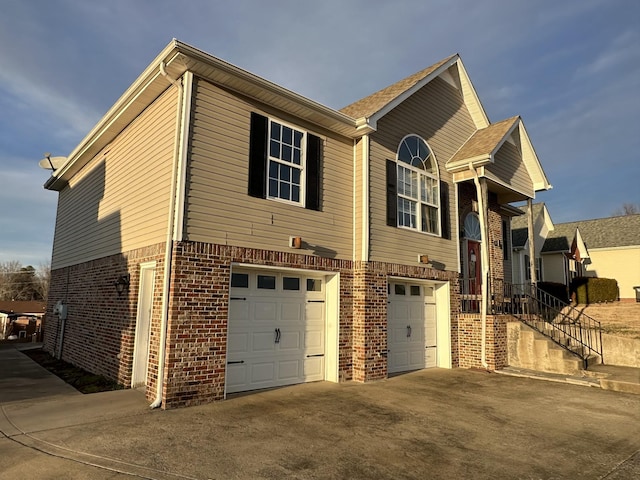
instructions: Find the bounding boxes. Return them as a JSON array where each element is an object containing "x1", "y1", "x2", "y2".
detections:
[
  {"x1": 289, "y1": 236, "x2": 303, "y2": 249},
  {"x1": 419, "y1": 254, "x2": 430, "y2": 264},
  {"x1": 115, "y1": 274, "x2": 130, "y2": 296}
]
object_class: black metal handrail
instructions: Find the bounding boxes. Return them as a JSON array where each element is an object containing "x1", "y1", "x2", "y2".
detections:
[{"x1": 489, "y1": 281, "x2": 603, "y2": 368}]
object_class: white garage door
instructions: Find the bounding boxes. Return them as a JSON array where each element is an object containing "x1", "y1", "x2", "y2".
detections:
[
  {"x1": 226, "y1": 269, "x2": 326, "y2": 394},
  {"x1": 387, "y1": 281, "x2": 437, "y2": 374}
]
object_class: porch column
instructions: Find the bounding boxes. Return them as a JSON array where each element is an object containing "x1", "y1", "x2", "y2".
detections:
[{"x1": 527, "y1": 198, "x2": 537, "y2": 284}]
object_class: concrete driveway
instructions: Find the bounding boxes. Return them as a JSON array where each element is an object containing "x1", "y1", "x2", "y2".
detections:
[{"x1": 1, "y1": 346, "x2": 639, "y2": 479}]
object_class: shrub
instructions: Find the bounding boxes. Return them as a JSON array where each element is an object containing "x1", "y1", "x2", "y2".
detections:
[
  {"x1": 570, "y1": 277, "x2": 619, "y2": 304},
  {"x1": 537, "y1": 281, "x2": 569, "y2": 303}
]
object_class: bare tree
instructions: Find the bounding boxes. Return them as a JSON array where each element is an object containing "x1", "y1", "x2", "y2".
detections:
[
  {"x1": 0, "y1": 261, "x2": 50, "y2": 301},
  {"x1": 612, "y1": 203, "x2": 639, "y2": 216}
]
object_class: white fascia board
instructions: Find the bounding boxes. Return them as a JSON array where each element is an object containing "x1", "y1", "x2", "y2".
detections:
[
  {"x1": 446, "y1": 155, "x2": 492, "y2": 173},
  {"x1": 517, "y1": 120, "x2": 552, "y2": 192},
  {"x1": 44, "y1": 43, "x2": 183, "y2": 190}
]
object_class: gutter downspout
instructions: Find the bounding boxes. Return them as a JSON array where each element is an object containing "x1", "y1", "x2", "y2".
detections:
[
  {"x1": 150, "y1": 62, "x2": 184, "y2": 409},
  {"x1": 468, "y1": 163, "x2": 490, "y2": 369}
]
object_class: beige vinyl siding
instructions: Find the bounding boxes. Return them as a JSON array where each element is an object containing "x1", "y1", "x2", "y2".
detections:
[
  {"x1": 185, "y1": 78, "x2": 354, "y2": 259},
  {"x1": 484, "y1": 141, "x2": 534, "y2": 198},
  {"x1": 369, "y1": 77, "x2": 475, "y2": 270},
  {"x1": 51, "y1": 88, "x2": 177, "y2": 269}
]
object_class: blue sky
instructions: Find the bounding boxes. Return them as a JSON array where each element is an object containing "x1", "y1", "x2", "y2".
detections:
[{"x1": 1, "y1": 0, "x2": 638, "y2": 267}]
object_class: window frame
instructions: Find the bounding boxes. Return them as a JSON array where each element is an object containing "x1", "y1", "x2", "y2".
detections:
[
  {"x1": 395, "y1": 135, "x2": 441, "y2": 236},
  {"x1": 267, "y1": 118, "x2": 306, "y2": 206}
]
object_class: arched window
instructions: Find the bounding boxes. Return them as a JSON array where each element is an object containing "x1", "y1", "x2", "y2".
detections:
[
  {"x1": 463, "y1": 213, "x2": 482, "y2": 241},
  {"x1": 396, "y1": 135, "x2": 440, "y2": 235}
]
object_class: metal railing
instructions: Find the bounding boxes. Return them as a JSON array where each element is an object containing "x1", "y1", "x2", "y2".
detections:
[{"x1": 460, "y1": 279, "x2": 603, "y2": 368}]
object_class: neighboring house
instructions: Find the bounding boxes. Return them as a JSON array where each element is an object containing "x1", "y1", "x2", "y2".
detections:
[
  {"x1": 554, "y1": 215, "x2": 640, "y2": 302},
  {"x1": 42, "y1": 40, "x2": 550, "y2": 409},
  {"x1": 541, "y1": 222, "x2": 588, "y2": 286},
  {"x1": 0, "y1": 301, "x2": 45, "y2": 340},
  {"x1": 511, "y1": 202, "x2": 588, "y2": 287}
]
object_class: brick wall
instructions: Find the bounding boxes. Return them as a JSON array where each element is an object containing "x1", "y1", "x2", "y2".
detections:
[
  {"x1": 458, "y1": 314, "x2": 508, "y2": 369},
  {"x1": 44, "y1": 244, "x2": 166, "y2": 390}
]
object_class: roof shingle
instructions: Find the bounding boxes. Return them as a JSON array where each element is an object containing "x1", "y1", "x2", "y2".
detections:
[{"x1": 339, "y1": 55, "x2": 456, "y2": 119}]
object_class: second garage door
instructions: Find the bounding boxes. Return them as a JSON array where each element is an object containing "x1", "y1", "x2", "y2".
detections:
[
  {"x1": 226, "y1": 268, "x2": 326, "y2": 394},
  {"x1": 387, "y1": 281, "x2": 437, "y2": 374}
]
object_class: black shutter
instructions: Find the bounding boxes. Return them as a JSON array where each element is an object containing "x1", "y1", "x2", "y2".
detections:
[
  {"x1": 248, "y1": 112, "x2": 268, "y2": 198},
  {"x1": 386, "y1": 160, "x2": 397, "y2": 227},
  {"x1": 440, "y1": 180, "x2": 451, "y2": 239},
  {"x1": 305, "y1": 133, "x2": 322, "y2": 211}
]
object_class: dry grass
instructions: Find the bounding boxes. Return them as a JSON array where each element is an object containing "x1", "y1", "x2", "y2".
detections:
[{"x1": 575, "y1": 303, "x2": 640, "y2": 340}]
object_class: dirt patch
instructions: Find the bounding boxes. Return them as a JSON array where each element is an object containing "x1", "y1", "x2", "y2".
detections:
[{"x1": 22, "y1": 348, "x2": 123, "y2": 394}]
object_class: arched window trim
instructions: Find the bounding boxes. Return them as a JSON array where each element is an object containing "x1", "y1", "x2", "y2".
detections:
[{"x1": 395, "y1": 134, "x2": 441, "y2": 236}]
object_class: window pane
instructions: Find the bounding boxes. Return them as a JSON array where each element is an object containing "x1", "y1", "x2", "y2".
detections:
[
  {"x1": 292, "y1": 168, "x2": 300, "y2": 184},
  {"x1": 293, "y1": 148, "x2": 301, "y2": 165},
  {"x1": 281, "y1": 183, "x2": 290, "y2": 200},
  {"x1": 291, "y1": 185, "x2": 300, "y2": 202},
  {"x1": 307, "y1": 278, "x2": 322, "y2": 291},
  {"x1": 270, "y1": 140, "x2": 280, "y2": 158},
  {"x1": 281, "y1": 165, "x2": 290, "y2": 181},
  {"x1": 269, "y1": 161, "x2": 278, "y2": 179},
  {"x1": 394, "y1": 284, "x2": 406, "y2": 295},
  {"x1": 231, "y1": 273, "x2": 249, "y2": 288},
  {"x1": 421, "y1": 204, "x2": 439, "y2": 234},
  {"x1": 410, "y1": 285, "x2": 421, "y2": 296},
  {"x1": 294, "y1": 130, "x2": 303, "y2": 148},
  {"x1": 257, "y1": 275, "x2": 276, "y2": 289},
  {"x1": 271, "y1": 122, "x2": 281, "y2": 140},
  {"x1": 282, "y1": 144, "x2": 292, "y2": 162},
  {"x1": 269, "y1": 179, "x2": 278, "y2": 197},
  {"x1": 282, "y1": 126, "x2": 292, "y2": 145},
  {"x1": 283, "y1": 277, "x2": 300, "y2": 290}
]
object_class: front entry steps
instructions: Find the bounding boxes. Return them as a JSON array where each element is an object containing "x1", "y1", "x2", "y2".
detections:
[{"x1": 506, "y1": 322, "x2": 600, "y2": 376}]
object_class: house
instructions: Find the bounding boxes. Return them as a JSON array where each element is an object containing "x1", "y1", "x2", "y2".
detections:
[
  {"x1": 511, "y1": 203, "x2": 588, "y2": 287},
  {"x1": 0, "y1": 301, "x2": 45, "y2": 341},
  {"x1": 42, "y1": 40, "x2": 550, "y2": 409},
  {"x1": 554, "y1": 215, "x2": 640, "y2": 302}
]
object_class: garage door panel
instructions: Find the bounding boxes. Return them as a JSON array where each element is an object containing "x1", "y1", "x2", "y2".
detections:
[
  {"x1": 281, "y1": 302, "x2": 303, "y2": 321},
  {"x1": 426, "y1": 347, "x2": 437, "y2": 367},
  {"x1": 304, "y1": 329, "x2": 323, "y2": 349},
  {"x1": 306, "y1": 303, "x2": 324, "y2": 320},
  {"x1": 254, "y1": 301, "x2": 277, "y2": 322},
  {"x1": 226, "y1": 363, "x2": 247, "y2": 389},
  {"x1": 278, "y1": 331, "x2": 301, "y2": 351},
  {"x1": 303, "y1": 357, "x2": 324, "y2": 379},
  {"x1": 229, "y1": 301, "x2": 249, "y2": 321},
  {"x1": 252, "y1": 331, "x2": 278, "y2": 352},
  {"x1": 278, "y1": 359, "x2": 301, "y2": 380},
  {"x1": 252, "y1": 362, "x2": 276, "y2": 383},
  {"x1": 227, "y1": 332, "x2": 249, "y2": 354}
]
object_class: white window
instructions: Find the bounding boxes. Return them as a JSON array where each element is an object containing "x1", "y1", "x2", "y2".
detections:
[
  {"x1": 396, "y1": 135, "x2": 440, "y2": 235},
  {"x1": 268, "y1": 120, "x2": 305, "y2": 204}
]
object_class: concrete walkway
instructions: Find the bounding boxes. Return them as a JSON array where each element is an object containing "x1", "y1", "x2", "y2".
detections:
[{"x1": 1, "y1": 345, "x2": 639, "y2": 479}]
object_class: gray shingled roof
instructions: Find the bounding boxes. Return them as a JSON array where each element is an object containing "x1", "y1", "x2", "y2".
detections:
[
  {"x1": 551, "y1": 214, "x2": 640, "y2": 250},
  {"x1": 541, "y1": 223, "x2": 576, "y2": 253},
  {"x1": 339, "y1": 55, "x2": 456, "y2": 119},
  {"x1": 511, "y1": 203, "x2": 546, "y2": 248}
]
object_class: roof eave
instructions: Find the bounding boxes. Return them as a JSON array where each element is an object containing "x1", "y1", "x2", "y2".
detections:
[{"x1": 45, "y1": 39, "x2": 362, "y2": 191}]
